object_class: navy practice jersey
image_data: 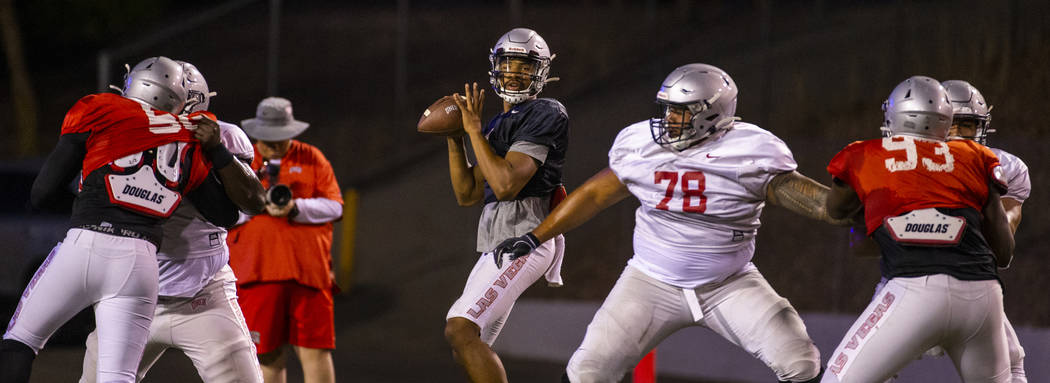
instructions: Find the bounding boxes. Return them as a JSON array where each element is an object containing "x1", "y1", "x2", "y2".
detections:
[{"x1": 481, "y1": 98, "x2": 568, "y2": 204}]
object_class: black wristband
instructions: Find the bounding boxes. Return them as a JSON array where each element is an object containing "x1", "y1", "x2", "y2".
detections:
[
  {"x1": 204, "y1": 144, "x2": 235, "y2": 169},
  {"x1": 525, "y1": 232, "x2": 540, "y2": 247}
]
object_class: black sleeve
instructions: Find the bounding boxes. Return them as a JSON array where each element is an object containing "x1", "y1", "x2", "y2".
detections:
[
  {"x1": 185, "y1": 171, "x2": 241, "y2": 228},
  {"x1": 30, "y1": 132, "x2": 89, "y2": 212}
]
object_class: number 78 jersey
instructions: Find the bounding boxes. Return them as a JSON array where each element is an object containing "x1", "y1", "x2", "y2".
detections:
[
  {"x1": 827, "y1": 135, "x2": 1004, "y2": 235},
  {"x1": 609, "y1": 121, "x2": 797, "y2": 260}
]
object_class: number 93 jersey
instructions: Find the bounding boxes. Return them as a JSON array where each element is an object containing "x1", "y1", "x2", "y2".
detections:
[
  {"x1": 61, "y1": 93, "x2": 212, "y2": 219},
  {"x1": 608, "y1": 120, "x2": 796, "y2": 287},
  {"x1": 827, "y1": 136, "x2": 1005, "y2": 235}
]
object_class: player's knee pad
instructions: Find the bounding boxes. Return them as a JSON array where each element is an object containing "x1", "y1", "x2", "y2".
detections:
[
  {"x1": 769, "y1": 340, "x2": 821, "y2": 382},
  {"x1": 566, "y1": 351, "x2": 625, "y2": 383},
  {"x1": 1008, "y1": 341, "x2": 1025, "y2": 366},
  {"x1": 780, "y1": 367, "x2": 824, "y2": 383}
]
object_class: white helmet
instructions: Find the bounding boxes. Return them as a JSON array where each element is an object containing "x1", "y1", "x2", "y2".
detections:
[
  {"x1": 121, "y1": 56, "x2": 188, "y2": 114},
  {"x1": 178, "y1": 61, "x2": 215, "y2": 114},
  {"x1": 880, "y1": 76, "x2": 953, "y2": 140},
  {"x1": 488, "y1": 28, "x2": 554, "y2": 104},
  {"x1": 649, "y1": 63, "x2": 738, "y2": 151},
  {"x1": 942, "y1": 80, "x2": 994, "y2": 144}
]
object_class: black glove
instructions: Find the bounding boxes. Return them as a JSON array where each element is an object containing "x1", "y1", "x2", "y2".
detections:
[{"x1": 493, "y1": 232, "x2": 540, "y2": 268}]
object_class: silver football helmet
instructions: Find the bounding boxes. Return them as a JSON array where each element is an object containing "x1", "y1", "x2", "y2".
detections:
[
  {"x1": 178, "y1": 61, "x2": 216, "y2": 114},
  {"x1": 121, "y1": 56, "x2": 188, "y2": 114},
  {"x1": 942, "y1": 80, "x2": 994, "y2": 144},
  {"x1": 649, "y1": 63, "x2": 739, "y2": 151},
  {"x1": 488, "y1": 28, "x2": 554, "y2": 104},
  {"x1": 880, "y1": 76, "x2": 953, "y2": 140}
]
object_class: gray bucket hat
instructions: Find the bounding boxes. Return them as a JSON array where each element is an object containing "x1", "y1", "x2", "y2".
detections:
[{"x1": 242, "y1": 97, "x2": 310, "y2": 141}]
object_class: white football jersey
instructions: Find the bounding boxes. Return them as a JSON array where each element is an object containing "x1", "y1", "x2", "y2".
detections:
[
  {"x1": 157, "y1": 121, "x2": 254, "y2": 297},
  {"x1": 609, "y1": 120, "x2": 797, "y2": 288},
  {"x1": 990, "y1": 147, "x2": 1030, "y2": 202}
]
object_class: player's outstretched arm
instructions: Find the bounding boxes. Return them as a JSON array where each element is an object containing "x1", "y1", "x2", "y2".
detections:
[
  {"x1": 216, "y1": 159, "x2": 267, "y2": 215},
  {"x1": 1001, "y1": 197, "x2": 1023, "y2": 235},
  {"x1": 767, "y1": 171, "x2": 856, "y2": 226},
  {"x1": 983, "y1": 185, "x2": 1014, "y2": 268},
  {"x1": 493, "y1": 168, "x2": 630, "y2": 266},
  {"x1": 192, "y1": 115, "x2": 266, "y2": 215},
  {"x1": 534, "y1": 168, "x2": 631, "y2": 242},
  {"x1": 453, "y1": 83, "x2": 540, "y2": 201},
  {"x1": 824, "y1": 177, "x2": 863, "y2": 222}
]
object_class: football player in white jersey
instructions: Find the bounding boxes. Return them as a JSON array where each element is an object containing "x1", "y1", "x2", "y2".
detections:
[
  {"x1": 495, "y1": 63, "x2": 853, "y2": 383},
  {"x1": 79, "y1": 62, "x2": 267, "y2": 383},
  {"x1": 943, "y1": 80, "x2": 1029, "y2": 382}
]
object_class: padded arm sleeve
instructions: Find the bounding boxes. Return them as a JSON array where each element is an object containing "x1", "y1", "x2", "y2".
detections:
[{"x1": 31, "y1": 132, "x2": 89, "y2": 212}]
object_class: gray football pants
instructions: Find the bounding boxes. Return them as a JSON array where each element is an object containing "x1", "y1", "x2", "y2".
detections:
[{"x1": 566, "y1": 264, "x2": 821, "y2": 382}]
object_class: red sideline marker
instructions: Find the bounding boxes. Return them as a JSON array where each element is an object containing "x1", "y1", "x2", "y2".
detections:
[{"x1": 633, "y1": 349, "x2": 656, "y2": 383}]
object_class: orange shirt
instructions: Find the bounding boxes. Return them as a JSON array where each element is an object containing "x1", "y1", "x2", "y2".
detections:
[
  {"x1": 827, "y1": 136, "x2": 1002, "y2": 235},
  {"x1": 228, "y1": 140, "x2": 343, "y2": 290}
]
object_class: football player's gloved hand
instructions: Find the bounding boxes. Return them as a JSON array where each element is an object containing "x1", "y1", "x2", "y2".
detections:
[{"x1": 493, "y1": 232, "x2": 540, "y2": 269}]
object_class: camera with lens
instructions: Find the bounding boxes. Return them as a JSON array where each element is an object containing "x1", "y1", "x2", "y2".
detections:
[
  {"x1": 259, "y1": 159, "x2": 293, "y2": 207},
  {"x1": 266, "y1": 184, "x2": 293, "y2": 206}
]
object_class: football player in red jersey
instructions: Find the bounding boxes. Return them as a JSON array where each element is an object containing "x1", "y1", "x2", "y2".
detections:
[
  {"x1": 822, "y1": 76, "x2": 1014, "y2": 383},
  {"x1": 78, "y1": 61, "x2": 266, "y2": 383},
  {"x1": 0, "y1": 56, "x2": 246, "y2": 383}
]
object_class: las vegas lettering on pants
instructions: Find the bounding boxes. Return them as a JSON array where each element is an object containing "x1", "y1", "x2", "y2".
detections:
[
  {"x1": 468, "y1": 255, "x2": 528, "y2": 318},
  {"x1": 830, "y1": 291, "x2": 896, "y2": 375}
]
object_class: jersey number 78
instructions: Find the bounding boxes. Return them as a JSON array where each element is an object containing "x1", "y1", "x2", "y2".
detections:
[{"x1": 654, "y1": 171, "x2": 707, "y2": 213}]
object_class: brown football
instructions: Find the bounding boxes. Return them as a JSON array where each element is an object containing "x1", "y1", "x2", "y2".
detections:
[{"x1": 417, "y1": 95, "x2": 465, "y2": 136}]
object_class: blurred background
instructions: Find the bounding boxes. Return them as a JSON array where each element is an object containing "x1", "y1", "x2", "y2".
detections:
[{"x1": 1, "y1": 0, "x2": 1047, "y2": 382}]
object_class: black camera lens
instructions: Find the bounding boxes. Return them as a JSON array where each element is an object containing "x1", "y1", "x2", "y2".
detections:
[{"x1": 267, "y1": 184, "x2": 293, "y2": 206}]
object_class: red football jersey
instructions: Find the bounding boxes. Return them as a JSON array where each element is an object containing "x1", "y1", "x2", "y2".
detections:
[
  {"x1": 828, "y1": 136, "x2": 1004, "y2": 234},
  {"x1": 61, "y1": 93, "x2": 215, "y2": 216},
  {"x1": 62, "y1": 93, "x2": 212, "y2": 181}
]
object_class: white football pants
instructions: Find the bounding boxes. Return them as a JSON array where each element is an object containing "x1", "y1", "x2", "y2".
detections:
[
  {"x1": 566, "y1": 264, "x2": 821, "y2": 383},
  {"x1": 824, "y1": 274, "x2": 1009, "y2": 383},
  {"x1": 3, "y1": 229, "x2": 158, "y2": 383},
  {"x1": 446, "y1": 235, "x2": 565, "y2": 345},
  {"x1": 80, "y1": 266, "x2": 262, "y2": 383},
  {"x1": 872, "y1": 277, "x2": 1026, "y2": 382}
]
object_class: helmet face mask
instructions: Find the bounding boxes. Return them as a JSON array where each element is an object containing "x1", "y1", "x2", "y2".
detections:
[
  {"x1": 488, "y1": 28, "x2": 553, "y2": 104},
  {"x1": 121, "y1": 56, "x2": 189, "y2": 114},
  {"x1": 492, "y1": 56, "x2": 540, "y2": 95},
  {"x1": 942, "y1": 80, "x2": 994, "y2": 144},
  {"x1": 649, "y1": 64, "x2": 738, "y2": 151},
  {"x1": 179, "y1": 61, "x2": 212, "y2": 114}
]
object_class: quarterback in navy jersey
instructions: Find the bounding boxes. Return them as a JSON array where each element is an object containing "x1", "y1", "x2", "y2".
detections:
[{"x1": 443, "y1": 28, "x2": 568, "y2": 383}]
